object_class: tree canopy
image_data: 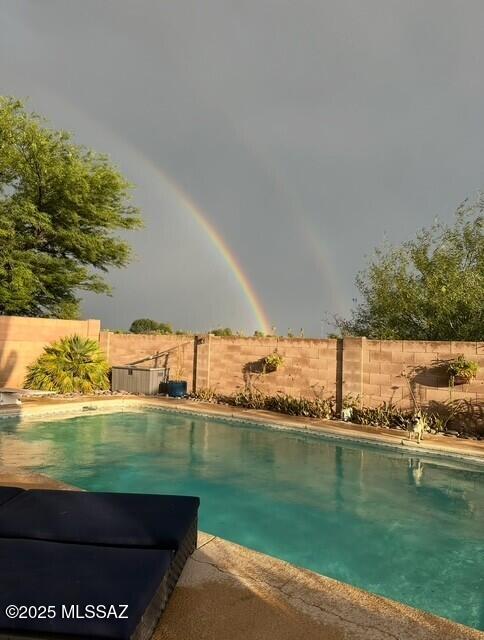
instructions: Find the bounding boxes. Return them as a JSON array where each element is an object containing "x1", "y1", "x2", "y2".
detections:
[
  {"x1": 336, "y1": 196, "x2": 484, "y2": 340},
  {"x1": 209, "y1": 327, "x2": 234, "y2": 336},
  {"x1": 0, "y1": 97, "x2": 142, "y2": 318},
  {"x1": 129, "y1": 318, "x2": 173, "y2": 334}
]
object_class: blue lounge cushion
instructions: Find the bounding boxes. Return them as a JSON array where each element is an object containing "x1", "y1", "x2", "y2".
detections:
[
  {"x1": 0, "y1": 489, "x2": 199, "y2": 550},
  {"x1": 0, "y1": 485, "x2": 23, "y2": 506},
  {"x1": 0, "y1": 538, "x2": 171, "y2": 639}
]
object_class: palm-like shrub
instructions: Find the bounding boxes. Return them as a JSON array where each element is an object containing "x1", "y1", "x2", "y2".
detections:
[{"x1": 25, "y1": 335, "x2": 110, "y2": 393}]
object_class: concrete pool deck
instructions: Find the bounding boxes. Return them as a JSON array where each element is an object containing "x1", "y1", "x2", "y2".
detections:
[{"x1": 0, "y1": 397, "x2": 483, "y2": 639}]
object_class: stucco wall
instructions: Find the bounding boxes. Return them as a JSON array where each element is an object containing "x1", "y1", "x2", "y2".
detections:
[{"x1": 0, "y1": 316, "x2": 100, "y2": 388}]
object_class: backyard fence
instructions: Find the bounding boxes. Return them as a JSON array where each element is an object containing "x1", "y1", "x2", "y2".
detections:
[
  {"x1": 0, "y1": 316, "x2": 482, "y2": 427},
  {"x1": 101, "y1": 332, "x2": 484, "y2": 417}
]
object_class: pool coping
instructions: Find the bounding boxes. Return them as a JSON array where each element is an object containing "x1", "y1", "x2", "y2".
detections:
[{"x1": 2, "y1": 395, "x2": 484, "y2": 466}]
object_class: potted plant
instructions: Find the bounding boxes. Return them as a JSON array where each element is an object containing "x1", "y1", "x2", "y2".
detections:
[
  {"x1": 167, "y1": 380, "x2": 188, "y2": 397},
  {"x1": 447, "y1": 355, "x2": 478, "y2": 386},
  {"x1": 263, "y1": 351, "x2": 284, "y2": 373},
  {"x1": 167, "y1": 355, "x2": 188, "y2": 397}
]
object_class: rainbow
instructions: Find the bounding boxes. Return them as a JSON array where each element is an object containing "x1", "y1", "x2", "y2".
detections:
[
  {"x1": 27, "y1": 87, "x2": 272, "y2": 334},
  {"x1": 148, "y1": 170, "x2": 272, "y2": 335},
  {"x1": 224, "y1": 126, "x2": 347, "y2": 313}
]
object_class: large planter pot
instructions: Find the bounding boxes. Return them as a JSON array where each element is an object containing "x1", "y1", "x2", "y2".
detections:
[
  {"x1": 158, "y1": 381, "x2": 169, "y2": 395},
  {"x1": 452, "y1": 375, "x2": 471, "y2": 386},
  {"x1": 167, "y1": 380, "x2": 187, "y2": 398}
]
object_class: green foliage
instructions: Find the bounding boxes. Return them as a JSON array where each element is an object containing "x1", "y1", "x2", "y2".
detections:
[
  {"x1": 0, "y1": 97, "x2": 142, "y2": 318},
  {"x1": 342, "y1": 394, "x2": 360, "y2": 410},
  {"x1": 253, "y1": 330, "x2": 265, "y2": 337},
  {"x1": 231, "y1": 388, "x2": 266, "y2": 410},
  {"x1": 447, "y1": 355, "x2": 478, "y2": 384},
  {"x1": 188, "y1": 388, "x2": 475, "y2": 434},
  {"x1": 130, "y1": 318, "x2": 159, "y2": 333},
  {"x1": 352, "y1": 402, "x2": 407, "y2": 427},
  {"x1": 189, "y1": 385, "x2": 335, "y2": 418},
  {"x1": 129, "y1": 318, "x2": 173, "y2": 334},
  {"x1": 24, "y1": 335, "x2": 110, "y2": 393},
  {"x1": 351, "y1": 402, "x2": 460, "y2": 433},
  {"x1": 262, "y1": 351, "x2": 284, "y2": 372},
  {"x1": 156, "y1": 322, "x2": 172, "y2": 334},
  {"x1": 425, "y1": 400, "x2": 470, "y2": 432},
  {"x1": 336, "y1": 196, "x2": 484, "y2": 340},
  {"x1": 210, "y1": 327, "x2": 233, "y2": 336},
  {"x1": 190, "y1": 387, "x2": 219, "y2": 402},
  {"x1": 265, "y1": 393, "x2": 334, "y2": 418},
  {"x1": 225, "y1": 389, "x2": 335, "y2": 419}
]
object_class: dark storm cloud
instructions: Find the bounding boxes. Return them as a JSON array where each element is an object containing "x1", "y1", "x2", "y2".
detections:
[{"x1": 1, "y1": 0, "x2": 483, "y2": 334}]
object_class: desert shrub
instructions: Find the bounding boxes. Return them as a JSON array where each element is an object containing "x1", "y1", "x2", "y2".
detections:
[
  {"x1": 351, "y1": 402, "x2": 467, "y2": 433},
  {"x1": 25, "y1": 335, "x2": 110, "y2": 393},
  {"x1": 352, "y1": 402, "x2": 405, "y2": 427},
  {"x1": 130, "y1": 318, "x2": 172, "y2": 334},
  {"x1": 190, "y1": 387, "x2": 219, "y2": 402},
  {"x1": 209, "y1": 327, "x2": 234, "y2": 336},
  {"x1": 222, "y1": 390, "x2": 335, "y2": 418},
  {"x1": 231, "y1": 388, "x2": 267, "y2": 410},
  {"x1": 188, "y1": 388, "x2": 476, "y2": 435},
  {"x1": 264, "y1": 394, "x2": 334, "y2": 418}
]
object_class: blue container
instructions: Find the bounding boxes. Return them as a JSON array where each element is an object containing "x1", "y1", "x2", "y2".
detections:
[{"x1": 167, "y1": 380, "x2": 187, "y2": 398}]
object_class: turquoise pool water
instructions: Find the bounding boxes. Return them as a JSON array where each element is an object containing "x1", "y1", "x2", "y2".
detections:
[{"x1": 0, "y1": 409, "x2": 483, "y2": 630}]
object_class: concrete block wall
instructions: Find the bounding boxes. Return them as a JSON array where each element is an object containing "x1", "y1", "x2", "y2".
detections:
[
  {"x1": 341, "y1": 337, "x2": 365, "y2": 404},
  {"x1": 202, "y1": 335, "x2": 339, "y2": 398},
  {"x1": 363, "y1": 339, "x2": 484, "y2": 409},
  {"x1": 99, "y1": 332, "x2": 195, "y2": 391},
  {"x1": 0, "y1": 314, "x2": 481, "y2": 421},
  {"x1": 0, "y1": 316, "x2": 100, "y2": 388}
]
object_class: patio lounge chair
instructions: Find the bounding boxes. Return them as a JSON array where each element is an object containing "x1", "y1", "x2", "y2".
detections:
[
  {"x1": 0, "y1": 488, "x2": 200, "y2": 640},
  {"x1": 0, "y1": 489, "x2": 199, "y2": 552},
  {"x1": 0, "y1": 485, "x2": 23, "y2": 506},
  {"x1": 0, "y1": 538, "x2": 172, "y2": 640}
]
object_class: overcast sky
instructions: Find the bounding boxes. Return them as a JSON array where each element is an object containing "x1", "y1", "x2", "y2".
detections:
[{"x1": 1, "y1": 1, "x2": 483, "y2": 335}]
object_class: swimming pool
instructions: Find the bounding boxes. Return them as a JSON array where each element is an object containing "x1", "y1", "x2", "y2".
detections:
[{"x1": 1, "y1": 409, "x2": 483, "y2": 630}]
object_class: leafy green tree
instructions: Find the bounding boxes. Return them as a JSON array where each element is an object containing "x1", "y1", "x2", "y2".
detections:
[
  {"x1": 0, "y1": 97, "x2": 142, "y2": 318},
  {"x1": 210, "y1": 327, "x2": 233, "y2": 336},
  {"x1": 129, "y1": 318, "x2": 173, "y2": 334},
  {"x1": 25, "y1": 335, "x2": 110, "y2": 393},
  {"x1": 336, "y1": 197, "x2": 483, "y2": 340},
  {"x1": 130, "y1": 319, "x2": 159, "y2": 333}
]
